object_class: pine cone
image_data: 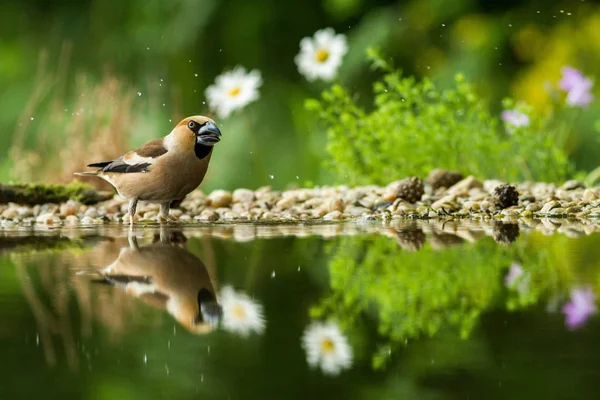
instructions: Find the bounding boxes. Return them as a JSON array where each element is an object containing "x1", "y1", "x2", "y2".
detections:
[
  {"x1": 395, "y1": 227, "x2": 426, "y2": 251},
  {"x1": 492, "y1": 184, "x2": 519, "y2": 209},
  {"x1": 427, "y1": 169, "x2": 464, "y2": 190},
  {"x1": 493, "y1": 222, "x2": 520, "y2": 244},
  {"x1": 395, "y1": 177, "x2": 425, "y2": 203}
]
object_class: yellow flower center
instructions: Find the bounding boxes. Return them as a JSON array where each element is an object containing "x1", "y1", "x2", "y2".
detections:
[
  {"x1": 229, "y1": 87, "x2": 241, "y2": 97},
  {"x1": 232, "y1": 304, "x2": 246, "y2": 319},
  {"x1": 315, "y1": 49, "x2": 330, "y2": 63},
  {"x1": 321, "y1": 338, "x2": 335, "y2": 354}
]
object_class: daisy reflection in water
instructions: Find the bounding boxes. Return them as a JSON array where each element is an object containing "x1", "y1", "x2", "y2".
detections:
[
  {"x1": 221, "y1": 286, "x2": 266, "y2": 337},
  {"x1": 302, "y1": 321, "x2": 353, "y2": 375}
]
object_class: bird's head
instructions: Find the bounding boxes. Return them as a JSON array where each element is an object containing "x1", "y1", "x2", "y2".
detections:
[
  {"x1": 168, "y1": 287, "x2": 222, "y2": 335},
  {"x1": 176, "y1": 115, "x2": 222, "y2": 147}
]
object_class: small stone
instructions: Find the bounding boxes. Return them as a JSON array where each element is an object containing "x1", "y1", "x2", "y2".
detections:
[
  {"x1": 1, "y1": 208, "x2": 18, "y2": 219},
  {"x1": 179, "y1": 214, "x2": 192, "y2": 223},
  {"x1": 60, "y1": 200, "x2": 81, "y2": 217},
  {"x1": 562, "y1": 180, "x2": 585, "y2": 190},
  {"x1": 198, "y1": 209, "x2": 219, "y2": 222},
  {"x1": 447, "y1": 176, "x2": 483, "y2": 195},
  {"x1": 583, "y1": 189, "x2": 597, "y2": 202},
  {"x1": 344, "y1": 206, "x2": 371, "y2": 216},
  {"x1": 84, "y1": 207, "x2": 99, "y2": 218},
  {"x1": 326, "y1": 198, "x2": 344, "y2": 213},
  {"x1": 208, "y1": 190, "x2": 232, "y2": 208},
  {"x1": 232, "y1": 188, "x2": 255, "y2": 203},
  {"x1": 540, "y1": 201, "x2": 560, "y2": 214},
  {"x1": 526, "y1": 204, "x2": 541, "y2": 212},
  {"x1": 80, "y1": 216, "x2": 94, "y2": 225},
  {"x1": 64, "y1": 215, "x2": 79, "y2": 225},
  {"x1": 275, "y1": 197, "x2": 295, "y2": 210},
  {"x1": 323, "y1": 210, "x2": 343, "y2": 220},
  {"x1": 427, "y1": 169, "x2": 464, "y2": 190},
  {"x1": 36, "y1": 213, "x2": 61, "y2": 226}
]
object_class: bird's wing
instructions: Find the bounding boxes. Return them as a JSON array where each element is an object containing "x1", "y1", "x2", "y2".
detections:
[{"x1": 88, "y1": 139, "x2": 168, "y2": 173}]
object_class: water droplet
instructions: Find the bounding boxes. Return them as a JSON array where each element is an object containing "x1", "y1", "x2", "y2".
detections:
[
  {"x1": 162, "y1": 103, "x2": 166, "y2": 107},
  {"x1": 143, "y1": 354, "x2": 148, "y2": 364},
  {"x1": 194, "y1": 73, "x2": 198, "y2": 77},
  {"x1": 165, "y1": 364, "x2": 170, "y2": 376},
  {"x1": 146, "y1": 47, "x2": 150, "y2": 50},
  {"x1": 201, "y1": 374, "x2": 204, "y2": 383},
  {"x1": 169, "y1": 119, "x2": 172, "y2": 122},
  {"x1": 269, "y1": 174, "x2": 274, "y2": 179},
  {"x1": 271, "y1": 271, "x2": 276, "y2": 278},
  {"x1": 30, "y1": 117, "x2": 34, "y2": 121},
  {"x1": 189, "y1": 59, "x2": 192, "y2": 63},
  {"x1": 508, "y1": 24, "x2": 513, "y2": 27},
  {"x1": 560, "y1": 9, "x2": 564, "y2": 13},
  {"x1": 167, "y1": 340, "x2": 171, "y2": 350},
  {"x1": 441, "y1": 23, "x2": 445, "y2": 27},
  {"x1": 207, "y1": 346, "x2": 210, "y2": 355},
  {"x1": 297, "y1": 266, "x2": 301, "y2": 271},
  {"x1": 202, "y1": 101, "x2": 206, "y2": 105},
  {"x1": 173, "y1": 326, "x2": 177, "y2": 336},
  {"x1": 296, "y1": 176, "x2": 299, "y2": 179},
  {"x1": 36, "y1": 334, "x2": 39, "y2": 346},
  {"x1": 137, "y1": 92, "x2": 142, "y2": 96}
]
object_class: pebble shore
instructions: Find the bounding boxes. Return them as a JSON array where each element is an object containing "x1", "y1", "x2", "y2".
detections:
[{"x1": 1, "y1": 176, "x2": 600, "y2": 229}]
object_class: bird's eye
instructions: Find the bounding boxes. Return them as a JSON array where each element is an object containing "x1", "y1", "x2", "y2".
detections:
[{"x1": 188, "y1": 121, "x2": 197, "y2": 129}]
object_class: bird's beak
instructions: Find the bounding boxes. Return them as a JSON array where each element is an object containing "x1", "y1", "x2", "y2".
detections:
[
  {"x1": 195, "y1": 301, "x2": 223, "y2": 328},
  {"x1": 196, "y1": 122, "x2": 222, "y2": 146}
]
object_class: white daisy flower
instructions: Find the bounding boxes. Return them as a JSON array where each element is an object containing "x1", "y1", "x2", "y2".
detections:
[
  {"x1": 302, "y1": 321, "x2": 353, "y2": 375},
  {"x1": 220, "y1": 285, "x2": 265, "y2": 337},
  {"x1": 205, "y1": 67, "x2": 262, "y2": 119},
  {"x1": 295, "y1": 28, "x2": 348, "y2": 82}
]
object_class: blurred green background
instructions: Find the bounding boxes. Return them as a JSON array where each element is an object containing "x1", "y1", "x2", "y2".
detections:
[{"x1": 1, "y1": 0, "x2": 599, "y2": 190}]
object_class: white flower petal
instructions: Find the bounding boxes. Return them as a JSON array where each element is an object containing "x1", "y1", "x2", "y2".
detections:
[
  {"x1": 295, "y1": 28, "x2": 348, "y2": 82},
  {"x1": 204, "y1": 67, "x2": 262, "y2": 119},
  {"x1": 301, "y1": 321, "x2": 353, "y2": 375}
]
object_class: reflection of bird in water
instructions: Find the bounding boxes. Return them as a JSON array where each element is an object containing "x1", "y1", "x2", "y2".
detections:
[{"x1": 94, "y1": 229, "x2": 222, "y2": 334}]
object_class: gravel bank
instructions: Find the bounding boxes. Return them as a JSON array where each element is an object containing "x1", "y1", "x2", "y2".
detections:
[{"x1": 1, "y1": 175, "x2": 600, "y2": 228}]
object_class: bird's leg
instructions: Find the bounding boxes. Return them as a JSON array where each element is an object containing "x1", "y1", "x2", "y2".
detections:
[
  {"x1": 127, "y1": 228, "x2": 139, "y2": 250},
  {"x1": 158, "y1": 201, "x2": 174, "y2": 223},
  {"x1": 128, "y1": 198, "x2": 139, "y2": 226}
]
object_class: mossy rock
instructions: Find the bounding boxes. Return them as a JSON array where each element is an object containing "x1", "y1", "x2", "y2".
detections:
[{"x1": 0, "y1": 181, "x2": 113, "y2": 205}]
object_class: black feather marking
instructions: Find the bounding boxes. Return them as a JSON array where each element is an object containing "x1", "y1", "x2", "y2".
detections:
[
  {"x1": 88, "y1": 161, "x2": 111, "y2": 168},
  {"x1": 103, "y1": 275, "x2": 152, "y2": 285},
  {"x1": 102, "y1": 162, "x2": 151, "y2": 173},
  {"x1": 194, "y1": 143, "x2": 212, "y2": 159}
]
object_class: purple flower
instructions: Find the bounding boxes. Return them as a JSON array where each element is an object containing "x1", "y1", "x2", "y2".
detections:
[
  {"x1": 558, "y1": 67, "x2": 594, "y2": 107},
  {"x1": 562, "y1": 287, "x2": 597, "y2": 330},
  {"x1": 501, "y1": 110, "x2": 530, "y2": 128}
]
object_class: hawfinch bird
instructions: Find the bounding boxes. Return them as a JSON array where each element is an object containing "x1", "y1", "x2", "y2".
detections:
[
  {"x1": 76, "y1": 116, "x2": 221, "y2": 224},
  {"x1": 97, "y1": 229, "x2": 221, "y2": 334}
]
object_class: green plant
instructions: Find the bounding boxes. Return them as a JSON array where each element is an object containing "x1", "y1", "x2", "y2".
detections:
[{"x1": 306, "y1": 49, "x2": 572, "y2": 185}]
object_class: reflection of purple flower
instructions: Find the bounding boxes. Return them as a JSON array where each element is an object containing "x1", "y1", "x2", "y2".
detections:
[
  {"x1": 505, "y1": 263, "x2": 529, "y2": 294},
  {"x1": 505, "y1": 263, "x2": 524, "y2": 286},
  {"x1": 558, "y1": 67, "x2": 594, "y2": 107},
  {"x1": 501, "y1": 110, "x2": 530, "y2": 128},
  {"x1": 562, "y1": 287, "x2": 597, "y2": 330}
]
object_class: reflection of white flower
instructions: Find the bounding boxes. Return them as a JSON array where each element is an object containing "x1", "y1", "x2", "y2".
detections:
[
  {"x1": 295, "y1": 28, "x2": 348, "y2": 82},
  {"x1": 205, "y1": 67, "x2": 262, "y2": 118},
  {"x1": 221, "y1": 286, "x2": 265, "y2": 337},
  {"x1": 302, "y1": 321, "x2": 353, "y2": 375}
]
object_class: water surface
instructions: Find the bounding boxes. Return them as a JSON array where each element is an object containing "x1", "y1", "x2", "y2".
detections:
[{"x1": 1, "y1": 220, "x2": 600, "y2": 399}]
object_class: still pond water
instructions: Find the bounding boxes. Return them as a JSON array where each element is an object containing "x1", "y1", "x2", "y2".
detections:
[{"x1": 1, "y1": 220, "x2": 600, "y2": 399}]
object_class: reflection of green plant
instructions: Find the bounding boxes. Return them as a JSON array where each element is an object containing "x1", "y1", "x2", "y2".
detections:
[
  {"x1": 311, "y1": 232, "x2": 572, "y2": 369},
  {"x1": 307, "y1": 50, "x2": 571, "y2": 185}
]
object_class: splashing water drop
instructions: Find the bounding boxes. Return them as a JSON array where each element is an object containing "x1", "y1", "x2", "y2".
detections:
[
  {"x1": 269, "y1": 174, "x2": 274, "y2": 179},
  {"x1": 137, "y1": 92, "x2": 142, "y2": 96}
]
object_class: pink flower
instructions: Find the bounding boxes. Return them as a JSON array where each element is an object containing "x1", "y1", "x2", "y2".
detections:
[
  {"x1": 501, "y1": 110, "x2": 530, "y2": 128},
  {"x1": 558, "y1": 67, "x2": 594, "y2": 107},
  {"x1": 562, "y1": 287, "x2": 597, "y2": 330}
]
